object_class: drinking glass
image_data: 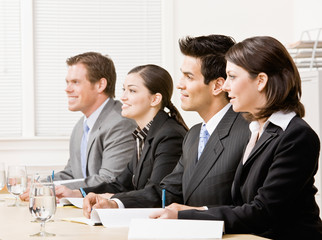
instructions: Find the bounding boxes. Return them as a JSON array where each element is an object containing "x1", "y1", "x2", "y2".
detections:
[
  {"x1": 32, "y1": 172, "x2": 53, "y2": 184},
  {"x1": 0, "y1": 163, "x2": 6, "y2": 203},
  {"x1": 29, "y1": 182, "x2": 56, "y2": 237},
  {"x1": 30, "y1": 173, "x2": 54, "y2": 223},
  {"x1": 0, "y1": 163, "x2": 5, "y2": 191},
  {"x1": 6, "y1": 165, "x2": 27, "y2": 207}
]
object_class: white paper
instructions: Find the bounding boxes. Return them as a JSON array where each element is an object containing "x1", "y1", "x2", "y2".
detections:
[
  {"x1": 58, "y1": 197, "x2": 83, "y2": 208},
  {"x1": 61, "y1": 208, "x2": 162, "y2": 227},
  {"x1": 61, "y1": 217, "x2": 101, "y2": 226},
  {"x1": 92, "y1": 208, "x2": 163, "y2": 228},
  {"x1": 53, "y1": 178, "x2": 84, "y2": 185},
  {"x1": 128, "y1": 219, "x2": 224, "y2": 239}
]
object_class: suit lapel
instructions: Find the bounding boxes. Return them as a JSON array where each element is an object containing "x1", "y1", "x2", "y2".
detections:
[
  {"x1": 182, "y1": 125, "x2": 200, "y2": 191},
  {"x1": 243, "y1": 123, "x2": 279, "y2": 166},
  {"x1": 86, "y1": 99, "x2": 116, "y2": 165},
  {"x1": 74, "y1": 118, "x2": 85, "y2": 177},
  {"x1": 184, "y1": 108, "x2": 239, "y2": 202},
  {"x1": 132, "y1": 111, "x2": 168, "y2": 187}
]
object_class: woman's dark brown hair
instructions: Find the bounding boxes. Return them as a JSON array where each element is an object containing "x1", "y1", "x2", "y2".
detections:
[
  {"x1": 225, "y1": 36, "x2": 305, "y2": 120},
  {"x1": 128, "y1": 64, "x2": 188, "y2": 130}
]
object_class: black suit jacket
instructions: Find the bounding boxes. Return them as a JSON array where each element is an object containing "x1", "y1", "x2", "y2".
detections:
[
  {"x1": 179, "y1": 116, "x2": 322, "y2": 240},
  {"x1": 114, "y1": 107, "x2": 249, "y2": 208},
  {"x1": 84, "y1": 110, "x2": 187, "y2": 195}
]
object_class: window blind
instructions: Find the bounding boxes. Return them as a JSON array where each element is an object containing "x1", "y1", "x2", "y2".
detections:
[
  {"x1": 0, "y1": 0, "x2": 22, "y2": 137},
  {"x1": 33, "y1": 0, "x2": 162, "y2": 136}
]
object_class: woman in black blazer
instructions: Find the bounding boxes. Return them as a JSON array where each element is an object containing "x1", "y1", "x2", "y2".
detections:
[
  {"x1": 151, "y1": 36, "x2": 322, "y2": 239},
  {"x1": 56, "y1": 64, "x2": 188, "y2": 201}
]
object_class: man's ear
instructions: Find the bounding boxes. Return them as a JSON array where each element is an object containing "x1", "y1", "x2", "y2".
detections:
[
  {"x1": 257, "y1": 73, "x2": 268, "y2": 92},
  {"x1": 151, "y1": 93, "x2": 162, "y2": 107},
  {"x1": 97, "y1": 78, "x2": 108, "y2": 93},
  {"x1": 211, "y1": 77, "x2": 225, "y2": 96}
]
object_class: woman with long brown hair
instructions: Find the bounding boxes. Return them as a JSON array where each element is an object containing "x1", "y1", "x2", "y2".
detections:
[{"x1": 56, "y1": 64, "x2": 188, "y2": 204}]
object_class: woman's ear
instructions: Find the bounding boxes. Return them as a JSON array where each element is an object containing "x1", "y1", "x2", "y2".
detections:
[
  {"x1": 151, "y1": 93, "x2": 162, "y2": 107},
  {"x1": 212, "y1": 77, "x2": 225, "y2": 96},
  {"x1": 257, "y1": 73, "x2": 268, "y2": 92},
  {"x1": 97, "y1": 78, "x2": 108, "y2": 93}
]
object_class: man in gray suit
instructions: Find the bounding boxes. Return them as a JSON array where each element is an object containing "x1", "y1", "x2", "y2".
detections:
[
  {"x1": 82, "y1": 35, "x2": 250, "y2": 216},
  {"x1": 21, "y1": 52, "x2": 136, "y2": 200}
]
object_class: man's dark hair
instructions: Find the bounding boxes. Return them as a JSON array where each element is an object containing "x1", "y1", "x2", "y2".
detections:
[{"x1": 179, "y1": 35, "x2": 235, "y2": 84}]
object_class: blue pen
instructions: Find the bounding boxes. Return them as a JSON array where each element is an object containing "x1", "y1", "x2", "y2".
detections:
[
  {"x1": 162, "y1": 189, "x2": 166, "y2": 208},
  {"x1": 80, "y1": 187, "x2": 87, "y2": 198},
  {"x1": 52, "y1": 170, "x2": 55, "y2": 181}
]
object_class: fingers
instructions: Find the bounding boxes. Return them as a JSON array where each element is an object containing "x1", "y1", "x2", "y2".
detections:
[
  {"x1": 149, "y1": 207, "x2": 178, "y2": 219},
  {"x1": 167, "y1": 203, "x2": 181, "y2": 210},
  {"x1": 20, "y1": 190, "x2": 30, "y2": 201},
  {"x1": 55, "y1": 185, "x2": 66, "y2": 199},
  {"x1": 149, "y1": 209, "x2": 165, "y2": 219},
  {"x1": 83, "y1": 193, "x2": 96, "y2": 219}
]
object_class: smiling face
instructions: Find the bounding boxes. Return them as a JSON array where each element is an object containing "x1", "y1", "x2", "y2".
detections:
[
  {"x1": 121, "y1": 73, "x2": 158, "y2": 126},
  {"x1": 177, "y1": 56, "x2": 215, "y2": 117},
  {"x1": 223, "y1": 61, "x2": 267, "y2": 115},
  {"x1": 65, "y1": 63, "x2": 102, "y2": 117}
]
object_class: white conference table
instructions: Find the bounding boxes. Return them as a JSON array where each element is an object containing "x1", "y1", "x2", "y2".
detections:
[{"x1": 0, "y1": 192, "x2": 270, "y2": 240}]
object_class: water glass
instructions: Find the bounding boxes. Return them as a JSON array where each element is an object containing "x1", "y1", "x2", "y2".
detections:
[
  {"x1": 0, "y1": 163, "x2": 5, "y2": 191},
  {"x1": 6, "y1": 165, "x2": 27, "y2": 207},
  {"x1": 29, "y1": 182, "x2": 56, "y2": 237}
]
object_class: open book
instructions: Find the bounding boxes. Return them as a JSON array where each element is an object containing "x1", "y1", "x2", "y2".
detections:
[
  {"x1": 61, "y1": 208, "x2": 162, "y2": 227},
  {"x1": 57, "y1": 197, "x2": 83, "y2": 208}
]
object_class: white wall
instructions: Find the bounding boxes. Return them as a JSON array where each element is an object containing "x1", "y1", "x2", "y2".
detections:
[
  {"x1": 169, "y1": 0, "x2": 322, "y2": 127},
  {"x1": 2, "y1": 0, "x2": 322, "y2": 167}
]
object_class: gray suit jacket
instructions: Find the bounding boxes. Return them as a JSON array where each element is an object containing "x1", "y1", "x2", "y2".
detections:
[
  {"x1": 54, "y1": 98, "x2": 136, "y2": 189},
  {"x1": 114, "y1": 107, "x2": 250, "y2": 208}
]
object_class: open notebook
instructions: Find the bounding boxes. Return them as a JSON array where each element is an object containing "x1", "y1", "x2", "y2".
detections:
[
  {"x1": 61, "y1": 208, "x2": 162, "y2": 227},
  {"x1": 57, "y1": 197, "x2": 83, "y2": 208}
]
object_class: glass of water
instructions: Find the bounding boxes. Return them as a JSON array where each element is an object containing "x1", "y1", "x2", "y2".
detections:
[
  {"x1": 0, "y1": 163, "x2": 5, "y2": 191},
  {"x1": 6, "y1": 165, "x2": 27, "y2": 207},
  {"x1": 29, "y1": 182, "x2": 56, "y2": 237}
]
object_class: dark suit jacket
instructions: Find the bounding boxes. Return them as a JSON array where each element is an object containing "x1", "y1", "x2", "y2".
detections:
[
  {"x1": 179, "y1": 116, "x2": 322, "y2": 240},
  {"x1": 114, "y1": 107, "x2": 249, "y2": 208},
  {"x1": 84, "y1": 110, "x2": 187, "y2": 195},
  {"x1": 54, "y1": 99, "x2": 136, "y2": 189}
]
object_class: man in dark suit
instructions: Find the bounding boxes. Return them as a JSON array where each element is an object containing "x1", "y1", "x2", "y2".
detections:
[{"x1": 82, "y1": 35, "x2": 250, "y2": 215}]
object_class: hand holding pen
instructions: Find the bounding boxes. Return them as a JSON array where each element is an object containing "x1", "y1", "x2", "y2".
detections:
[{"x1": 82, "y1": 193, "x2": 118, "y2": 218}]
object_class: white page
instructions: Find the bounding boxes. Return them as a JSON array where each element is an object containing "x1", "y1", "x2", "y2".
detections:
[
  {"x1": 58, "y1": 197, "x2": 83, "y2": 208},
  {"x1": 92, "y1": 208, "x2": 162, "y2": 228},
  {"x1": 61, "y1": 208, "x2": 162, "y2": 228},
  {"x1": 128, "y1": 218, "x2": 224, "y2": 239},
  {"x1": 61, "y1": 217, "x2": 101, "y2": 226},
  {"x1": 53, "y1": 178, "x2": 84, "y2": 185}
]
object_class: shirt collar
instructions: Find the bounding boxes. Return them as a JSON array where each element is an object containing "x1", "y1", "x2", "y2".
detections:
[
  {"x1": 132, "y1": 120, "x2": 153, "y2": 141},
  {"x1": 263, "y1": 111, "x2": 296, "y2": 131},
  {"x1": 84, "y1": 98, "x2": 110, "y2": 130},
  {"x1": 203, "y1": 103, "x2": 231, "y2": 136},
  {"x1": 249, "y1": 111, "x2": 296, "y2": 134}
]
